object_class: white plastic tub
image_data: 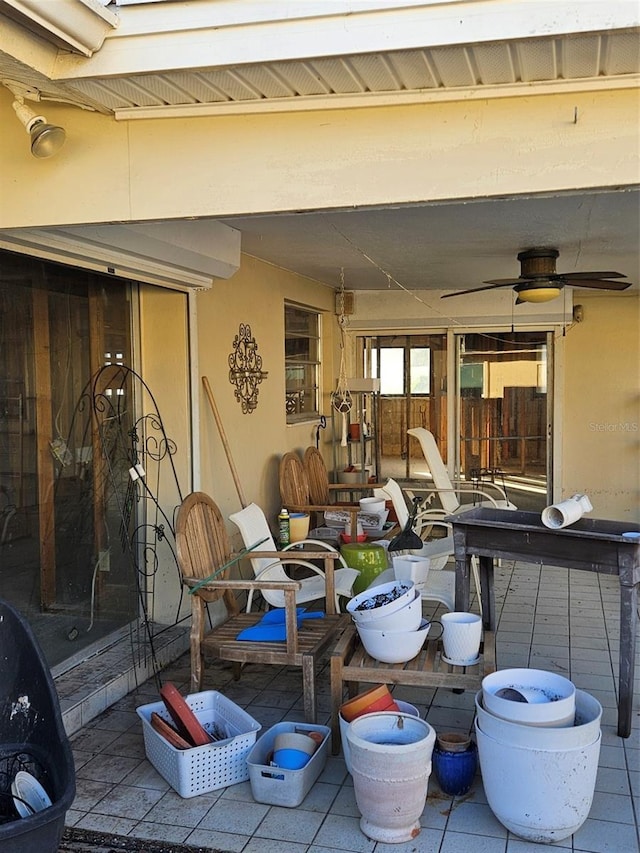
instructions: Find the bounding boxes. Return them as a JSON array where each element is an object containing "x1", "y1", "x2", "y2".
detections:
[
  {"x1": 246, "y1": 722, "x2": 330, "y2": 807},
  {"x1": 136, "y1": 691, "x2": 261, "y2": 798}
]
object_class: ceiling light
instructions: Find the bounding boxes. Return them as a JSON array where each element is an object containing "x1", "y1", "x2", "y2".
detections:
[
  {"x1": 514, "y1": 282, "x2": 562, "y2": 304},
  {"x1": 11, "y1": 98, "x2": 66, "y2": 159}
]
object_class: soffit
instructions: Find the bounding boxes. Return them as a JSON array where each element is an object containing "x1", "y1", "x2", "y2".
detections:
[{"x1": 0, "y1": 1, "x2": 637, "y2": 118}]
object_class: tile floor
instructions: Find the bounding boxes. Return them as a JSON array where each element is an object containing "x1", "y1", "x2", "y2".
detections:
[{"x1": 64, "y1": 561, "x2": 639, "y2": 852}]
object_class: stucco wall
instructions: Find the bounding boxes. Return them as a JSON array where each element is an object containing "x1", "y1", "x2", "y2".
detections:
[
  {"x1": 561, "y1": 292, "x2": 640, "y2": 522},
  {"x1": 195, "y1": 255, "x2": 337, "y2": 546},
  {"x1": 1, "y1": 88, "x2": 638, "y2": 228}
]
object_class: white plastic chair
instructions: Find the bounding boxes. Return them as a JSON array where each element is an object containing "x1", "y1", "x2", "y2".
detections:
[
  {"x1": 229, "y1": 503, "x2": 359, "y2": 612},
  {"x1": 373, "y1": 478, "x2": 482, "y2": 613},
  {"x1": 406, "y1": 427, "x2": 518, "y2": 516}
]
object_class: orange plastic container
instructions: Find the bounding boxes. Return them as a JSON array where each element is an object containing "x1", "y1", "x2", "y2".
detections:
[{"x1": 340, "y1": 684, "x2": 400, "y2": 722}]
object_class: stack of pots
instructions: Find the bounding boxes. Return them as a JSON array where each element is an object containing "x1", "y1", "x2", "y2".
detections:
[
  {"x1": 475, "y1": 668, "x2": 602, "y2": 843},
  {"x1": 346, "y1": 580, "x2": 433, "y2": 663}
]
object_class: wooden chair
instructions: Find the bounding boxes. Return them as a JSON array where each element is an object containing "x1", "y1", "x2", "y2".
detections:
[
  {"x1": 175, "y1": 491, "x2": 348, "y2": 722},
  {"x1": 279, "y1": 449, "x2": 383, "y2": 536}
]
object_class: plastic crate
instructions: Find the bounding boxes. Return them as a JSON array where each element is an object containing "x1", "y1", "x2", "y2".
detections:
[
  {"x1": 246, "y1": 721, "x2": 330, "y2": 807},
  {"x1": 136, "y1": 691, "x2": 261, "y2": 798}
]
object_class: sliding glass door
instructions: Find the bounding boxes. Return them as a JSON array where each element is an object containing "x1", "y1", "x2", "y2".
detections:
[
  {"x1": 363, "y1": 330, "x2": 550, "y2": 511},
  {"x1": 456, "y1": 331, "x2": 550, "y2": 510},
  {"x1": 0, "y1": 251, "x2": 137, "y2": 669},
  {"x1": 369, "y1": 334, "x2": 447, "y2": 480}
]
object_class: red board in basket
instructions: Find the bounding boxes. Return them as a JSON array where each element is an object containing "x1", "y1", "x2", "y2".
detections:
[{"x1": 160, "y1": 683, "x2": 211, "y2": 747}]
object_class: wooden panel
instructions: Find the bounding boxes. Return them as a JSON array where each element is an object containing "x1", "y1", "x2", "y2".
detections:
[{"x1": 32, "y1": 286, "x2": 56, "y2": 609}]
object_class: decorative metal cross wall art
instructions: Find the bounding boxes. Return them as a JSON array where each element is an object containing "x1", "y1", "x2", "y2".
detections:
[{"x1": 228, "y1": 323, "x2": 269, "y2": 413}]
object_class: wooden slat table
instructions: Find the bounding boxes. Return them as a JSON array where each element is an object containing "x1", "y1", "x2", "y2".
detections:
[{"x1": 330, "y1": 624, "x2": 496, "y2": 753}]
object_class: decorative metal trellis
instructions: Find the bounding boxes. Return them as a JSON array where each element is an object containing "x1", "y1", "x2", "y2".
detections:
[{"x1": 61, "y1": 364, "x2": 185, "y2": 689}]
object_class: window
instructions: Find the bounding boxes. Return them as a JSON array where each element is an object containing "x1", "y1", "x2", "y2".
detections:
[
  {"x1": 285, "y1": 303, "x2": 320, "y2": 422},
  {"x1": 371, "y1": 343, "x2": 431, "y2": 395}
]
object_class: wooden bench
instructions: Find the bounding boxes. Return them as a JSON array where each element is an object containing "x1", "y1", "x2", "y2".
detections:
[{"x1": 330, "y1": 624, "x2": 496, "y2": 753}]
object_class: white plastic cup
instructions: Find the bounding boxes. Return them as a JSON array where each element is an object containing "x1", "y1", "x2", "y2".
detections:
[{"x1": 441, "y1": 612, "x2": 482, "y2": 664}]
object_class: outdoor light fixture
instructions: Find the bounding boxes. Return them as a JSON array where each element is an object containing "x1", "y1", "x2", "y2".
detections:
[{"x1": 11, "y1": 97, "x2": 66, "y2": 159}]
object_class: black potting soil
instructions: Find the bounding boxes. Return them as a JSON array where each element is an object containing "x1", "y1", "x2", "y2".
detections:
[{"x1": 354, "y1": 583, "x2": 409, "y2": 611}]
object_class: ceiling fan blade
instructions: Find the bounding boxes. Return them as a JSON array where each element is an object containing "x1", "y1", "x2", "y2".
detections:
[
  {"x1": 441, "y1": 281, "x2": 516, "y2": 299},
  {"x1": 481, "y1": 277, "x2": 529, "y2": 286},
  {"x1": 557, "y1": 270, "x2": 627, "y2": 280},
  {"x1": 570, "y1": 279, "x2": 632, "y2": 291}
]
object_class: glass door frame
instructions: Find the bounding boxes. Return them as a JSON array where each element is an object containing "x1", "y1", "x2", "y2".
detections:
[{"x1": 451, "y1": 328, "x2": 554, "y2": 506}]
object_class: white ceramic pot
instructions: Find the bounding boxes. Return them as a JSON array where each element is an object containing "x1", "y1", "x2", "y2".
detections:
[
  {"x1": 482, "y1": 668, "x2": 576, "y2": 727},
  {"x1": 359, "y1": 497, "x2": 386, "y2": 516},
  {"x1": 340, "y1": 701, "x2": 418, "y2": 774},
  {"x1": 475, "y1": 718, "x2": 601, "y2": 842},
  {"x1": 356, "y1": 588, "x2": 422, "y2": 632},
  {"x1": 348, "y1": 712, "x2": 436, "y2": 843},
  {"x1": 441, "y1": 612, "x2": 483, "y2": 664},
  {"x1": 474, "y1": 689, "x2": 602, "y2": 749},
  {"x1": 346, "y1": 581, "x2": 415, "y2": 624},
  {"x1": 392, "y1": 555, "x2": 430, "y2": 588},
  {"x1": 356, "y1": 619, "x2": 431, "y2": 664}
]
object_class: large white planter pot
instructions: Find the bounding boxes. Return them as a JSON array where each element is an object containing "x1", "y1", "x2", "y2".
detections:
[
  {"x1": 475, "y1": 689, "x2": 602, "y2": 749},
  {"x1": 340, "y1": 701, "x2": 418, "y2": 774},
  {"x1": 475, "y1": 718, "x2": 601, "y2": 843},
  {"x1": 482, "y1": 668, "x2": 576, "y2": 727},
  {"x1": 347, "y1": 712, "x2": 436, "y2": 843}
]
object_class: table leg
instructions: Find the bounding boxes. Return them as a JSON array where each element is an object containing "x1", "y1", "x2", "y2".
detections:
[
  {"x1": 479, "y1": 556, "x2": 495, "y2": 631},
  {"x1": 455, "y1": 555, "x2": 471, "y2": 612},
  {"x1": 617, "y1": 579, "x2": 638, "y2": 738}
]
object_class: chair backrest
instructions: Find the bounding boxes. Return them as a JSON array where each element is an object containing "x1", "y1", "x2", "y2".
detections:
[
  {"x1": 374, "y1": 478, "x2": 409, "y2": 528},
  {"x1": 229, "y1": 502, "x2": 288, "y2": 586},
  {"x1": 407, "y1": 427, "x2": 461, "y2": 514},
  {"x1": 175, "y1": 492, "x2": 235, "y2": 604},
  {"x1": 303, "y1": 446, "x2": 331, "y2": 504},
  {"x1": 279, "y1": 451, "x2": 310, "y2": 507}
]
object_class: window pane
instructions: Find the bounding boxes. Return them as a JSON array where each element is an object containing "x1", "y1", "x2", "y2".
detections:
[
  {"x1": 410, "y1": 348, "x2": 430, "y2": 394},
  {"x1": 378, "y1": 348, "x2": 404, "y2": 394},
  {"x1": 285, "y1": 304, "x2": 320, "y2": 421}
]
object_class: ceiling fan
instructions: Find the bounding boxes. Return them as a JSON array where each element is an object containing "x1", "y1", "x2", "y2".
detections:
[{"x1": 442, "y1": 248, "x2": 633, "y2": 304}]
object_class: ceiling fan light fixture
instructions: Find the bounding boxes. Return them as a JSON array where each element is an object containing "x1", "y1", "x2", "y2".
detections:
[{"x1": 515, "y1": 283, "x2": 562, "y2": 304}]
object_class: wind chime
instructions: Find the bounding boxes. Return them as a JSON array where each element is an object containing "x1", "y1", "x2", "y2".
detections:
[{"x1": 332, "y1": 269, "x2": 352, "y2": 447}]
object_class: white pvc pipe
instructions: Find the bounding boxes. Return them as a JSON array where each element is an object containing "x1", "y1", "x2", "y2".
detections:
[{"x1": 541, "y1": 493, "x2": 593, "y2": 529}]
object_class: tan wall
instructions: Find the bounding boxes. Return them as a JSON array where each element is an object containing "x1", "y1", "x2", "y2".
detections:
[
  {"x1": 561, "y1": 292, "x2": 640, "y2": 522},
  {"x1": 195, "y1": 255, "x2": 337, "y2": 550},
  {"x1": 138, "y1": 285, "x2": 192, "y2": 623},
  {"x1": 1, "y1": 88, "x2": 638, "y2": 228}
]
